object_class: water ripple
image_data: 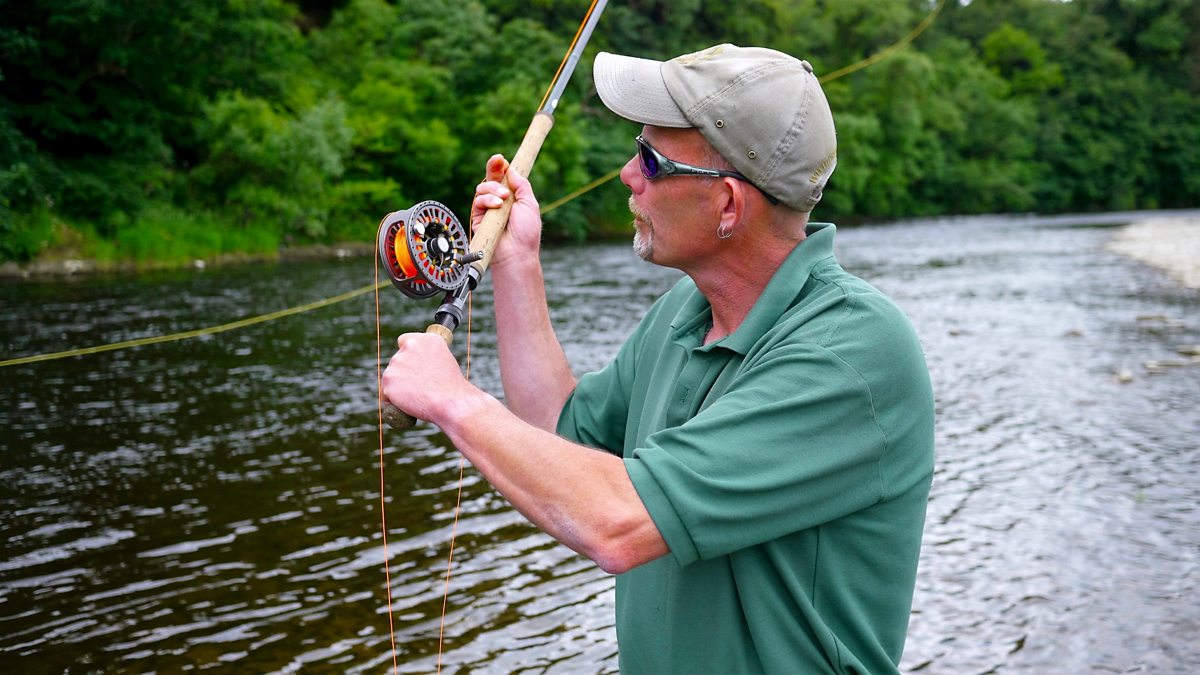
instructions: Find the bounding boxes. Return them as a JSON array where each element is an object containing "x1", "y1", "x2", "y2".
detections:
[{"x1": 1, "y1": 215, "x2": 1197, "y2": 672}]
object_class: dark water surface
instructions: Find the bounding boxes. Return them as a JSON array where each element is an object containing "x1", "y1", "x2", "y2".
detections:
[{"x1": 2, "y1": 214, "x2": 1198, "y2": 673}]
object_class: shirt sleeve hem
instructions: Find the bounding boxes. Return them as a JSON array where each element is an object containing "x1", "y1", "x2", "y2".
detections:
[{"x1": 625, "y1": 457, "x2": 699, "y2": 567}]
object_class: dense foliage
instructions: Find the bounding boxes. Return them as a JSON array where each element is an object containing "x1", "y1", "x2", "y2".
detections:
[{"x1": 2, "y1": 0, "x2": 1198, "y2": 264}]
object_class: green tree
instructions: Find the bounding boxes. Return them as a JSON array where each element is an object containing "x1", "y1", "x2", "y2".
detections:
[
  {"x1": 192, "y1": 94, "x2": 352, "y2": 239},
  {"x1": 0, "y1": 0, "x2": 306, "y2": 229},
  {"x1": 3, "y1": 0, "x2": 1200, "y2": 265}
]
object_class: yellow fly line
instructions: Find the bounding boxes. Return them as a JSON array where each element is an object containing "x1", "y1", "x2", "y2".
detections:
[
  {"x1": 540, "y1": 166, "x2": 624, "y2": 215},
  {"x1": 819, "y1": 0, "x2": 945, "y2": 82},
  {"x1": 540, "y1": 0, "x2": 946, "y2": 210},
  {"x1": 2, "y1": 0, "x2": 944, "y2": 369},
  {"x1": 0, "y1": 281, "x2": 387, "y2": 368}
]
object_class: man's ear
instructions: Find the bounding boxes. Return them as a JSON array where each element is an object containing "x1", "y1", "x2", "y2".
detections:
[{"x1": 718, "y1": 176, "x2": 746, "y2": 232}]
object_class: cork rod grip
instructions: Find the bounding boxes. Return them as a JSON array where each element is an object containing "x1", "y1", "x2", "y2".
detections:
[
  {"x1": 469, "y1": 111, "x2": 554, "y2": 274},
  {"x1": 382, "y1": 112, "x2": 553, "y2": 431}
]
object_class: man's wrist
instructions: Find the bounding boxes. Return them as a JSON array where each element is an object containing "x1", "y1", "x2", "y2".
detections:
[
  {"x1": 435, "y1": 386, "x2": 501, "y2": 439},
  {"x1": 490, "y1": 248, "x2": 543, "y2": 279}
]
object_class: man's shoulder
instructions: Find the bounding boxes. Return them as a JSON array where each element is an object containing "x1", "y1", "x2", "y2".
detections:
[
  {"x1": 765, "y1": 263, "x2": 931, "y2": 392},
  {"x1": 785, "y1": 262, "x2": 915, "y2": 341}
]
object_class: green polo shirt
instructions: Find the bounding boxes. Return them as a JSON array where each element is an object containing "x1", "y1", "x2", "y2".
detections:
[{"x1": 557, "y1": 223, "x2": 934, "y2": 674}]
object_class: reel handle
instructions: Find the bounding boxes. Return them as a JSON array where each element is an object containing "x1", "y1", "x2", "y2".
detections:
[{"x1": 383, "y1": 323, "x2": 455, "y2": 430}]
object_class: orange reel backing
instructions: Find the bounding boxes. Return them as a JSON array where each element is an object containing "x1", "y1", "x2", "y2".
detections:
[{"x1": 377, "y1": 201, "x2": 471, "y2": 299}]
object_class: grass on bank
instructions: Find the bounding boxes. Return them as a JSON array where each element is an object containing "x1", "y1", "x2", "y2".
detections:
[
  {"x1": 105, "y1": 205, "x2": 282, "y2": 269},
  {"x1": 2, "y1": 173, "x2": 637, "y2": 273},
  {"x1": 3, "y1": 204, "x2": 285, "y2": 271}
]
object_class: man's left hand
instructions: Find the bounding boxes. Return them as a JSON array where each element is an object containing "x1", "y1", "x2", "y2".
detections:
[{"x1": 381, "y1": 332, "x2": 472, "y2": 424}]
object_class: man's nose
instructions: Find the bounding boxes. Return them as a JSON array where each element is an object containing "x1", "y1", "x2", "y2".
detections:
[{"x1": 620, "y1": 155, "x2": 643, "y2": 193}]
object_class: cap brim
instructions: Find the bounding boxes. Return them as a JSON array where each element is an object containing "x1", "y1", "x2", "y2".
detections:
[{"x1": 593, "y1": 52, "x2": 691, "y2": 128}]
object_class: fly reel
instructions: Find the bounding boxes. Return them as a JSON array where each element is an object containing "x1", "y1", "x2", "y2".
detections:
[{"x1": 377, "y1": 201, "x2": 473, "y2": 299}]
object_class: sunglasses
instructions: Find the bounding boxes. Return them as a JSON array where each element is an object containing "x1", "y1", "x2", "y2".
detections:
[{"x1": 636, "y1": 134, "x2": 780, "y2": 205}]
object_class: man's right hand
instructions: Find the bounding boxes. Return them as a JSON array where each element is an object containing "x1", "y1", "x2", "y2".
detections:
[{"x1": 472, "y1": 154, "x2": 542, "y2": 270}]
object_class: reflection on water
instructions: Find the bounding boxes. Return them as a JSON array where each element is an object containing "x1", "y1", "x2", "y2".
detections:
[{"x1": 2, "y1": 214, "x2": 1198, "y2": 673}]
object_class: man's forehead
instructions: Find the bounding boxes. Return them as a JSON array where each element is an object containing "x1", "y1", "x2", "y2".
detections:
[{"x1": 642, "y1": 125, "x2": 704, "y2": 149}]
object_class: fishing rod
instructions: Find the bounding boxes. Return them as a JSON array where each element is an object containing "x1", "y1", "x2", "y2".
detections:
[{"x1": 377, "y1": 0, "x2": 609, "y2": 430}]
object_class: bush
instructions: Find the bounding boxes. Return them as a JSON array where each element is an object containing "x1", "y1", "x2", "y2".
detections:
[
  {"x1": 110, "y1": 204, "x2": 280, "y2": 267},
  {"x1": 0, "y1": 208, "x2": 56, "y2": 262}
]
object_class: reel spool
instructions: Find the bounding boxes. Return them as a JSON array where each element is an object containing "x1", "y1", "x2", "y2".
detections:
[{"x1": 377, "y1": 201, "x2": 471, "y2": 299}]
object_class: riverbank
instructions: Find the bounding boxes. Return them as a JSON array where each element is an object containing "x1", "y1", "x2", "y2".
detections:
[
  {"x1": 1106, "y1": 216, "x2": 1200, "y2": 289},
  {"x1": 5, "y1": 212, "x2": 1199, "y2": 286},
  {"x1": 0, "y1": 242, "x2": 376, "y2": 279}
]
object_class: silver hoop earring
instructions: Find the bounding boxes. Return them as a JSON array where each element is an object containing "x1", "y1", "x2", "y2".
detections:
[{"x1": 717, "y1": 223, "x2": 734, "y2": 239}]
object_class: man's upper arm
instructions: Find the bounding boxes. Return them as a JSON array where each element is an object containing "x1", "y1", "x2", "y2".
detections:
[{"x1": 624, "y1": 342, "x2": 931, "y2": 566}]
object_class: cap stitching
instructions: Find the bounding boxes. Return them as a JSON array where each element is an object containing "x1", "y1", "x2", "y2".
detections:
[
  {"x1": 683, "y1": 60, "x2": 785, "y2": 118},
  {"x1": 665, "y1": 54, "x2": 830, "y2": 210},
  {"x1": 762, "y1": 74, "x2": 813, "y2": 187}
]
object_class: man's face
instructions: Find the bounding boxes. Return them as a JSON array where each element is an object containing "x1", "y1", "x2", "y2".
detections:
[{"x1": 621, "y1": 127, "x2": 723, "y2": 269}]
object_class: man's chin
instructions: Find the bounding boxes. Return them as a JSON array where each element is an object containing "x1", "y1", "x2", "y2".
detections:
[{"x1": 632, "y1": 229, "x2": 653, "y2": 261}]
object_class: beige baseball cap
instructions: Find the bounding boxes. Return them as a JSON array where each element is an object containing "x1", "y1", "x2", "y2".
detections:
[{"x1": 594, "y1": 44, "x2": 837, "y2": 212}]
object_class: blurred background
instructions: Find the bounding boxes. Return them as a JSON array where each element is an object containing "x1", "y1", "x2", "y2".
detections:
[{"x1": 3, "y1": 0, "x2": 1199, "y2": 266}]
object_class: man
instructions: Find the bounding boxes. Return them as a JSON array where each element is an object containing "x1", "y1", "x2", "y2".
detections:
[{"x1": 383, "y1": 44, "x2": 935, "y2": 674}]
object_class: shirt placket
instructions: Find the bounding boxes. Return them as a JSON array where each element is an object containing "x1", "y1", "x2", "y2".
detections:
[{"x1": 664, "y1": 347, "x2": 731, "y2": 428}]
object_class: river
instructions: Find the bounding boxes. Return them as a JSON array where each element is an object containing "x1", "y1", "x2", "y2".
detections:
[{"x1": 2, "y1": 213, "x2": 1198, "y2": 673}]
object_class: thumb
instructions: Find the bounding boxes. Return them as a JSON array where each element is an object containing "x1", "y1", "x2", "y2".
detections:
[{"x1": 506, "y1": 166, "x2": 539, "y2": 208}]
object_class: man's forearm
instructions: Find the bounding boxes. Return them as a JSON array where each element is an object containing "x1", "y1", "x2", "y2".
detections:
[
  {"x1": 491, "y1": 253, "x2": 577, "y2": 431},
  {"x1": 435, "y1": 387, "x2": 667, "y2": 575}
]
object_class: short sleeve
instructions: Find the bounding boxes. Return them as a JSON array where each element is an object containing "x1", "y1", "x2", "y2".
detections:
[
  {"x1": 624, "y1": 343, "x2": 894, "y2": 567},
  {"x1": 557, "y1": 324, "x2": 648, "y2": 455}
]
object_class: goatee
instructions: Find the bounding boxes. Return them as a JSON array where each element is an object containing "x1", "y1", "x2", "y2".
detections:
[
  {"x1": 633, "y1": 229, "x2": 652, "y2": 261},
  {"x1": 629, "y1": 196, "x2": 653, "y2": 261}
]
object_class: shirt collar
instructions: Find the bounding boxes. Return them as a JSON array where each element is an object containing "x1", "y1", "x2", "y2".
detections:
[{"x1": 670, "y1": 222, "x2": 837, "y2": 354}]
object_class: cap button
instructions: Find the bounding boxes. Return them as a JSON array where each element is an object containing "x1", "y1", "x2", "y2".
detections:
[{"x1": 800, "y1": 60, "x2": 814, "y2": 73}]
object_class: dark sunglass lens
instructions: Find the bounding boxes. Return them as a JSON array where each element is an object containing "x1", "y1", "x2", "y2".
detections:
[{"x1": 638, "y1": 141, "x2": 658, "y2": 179}]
